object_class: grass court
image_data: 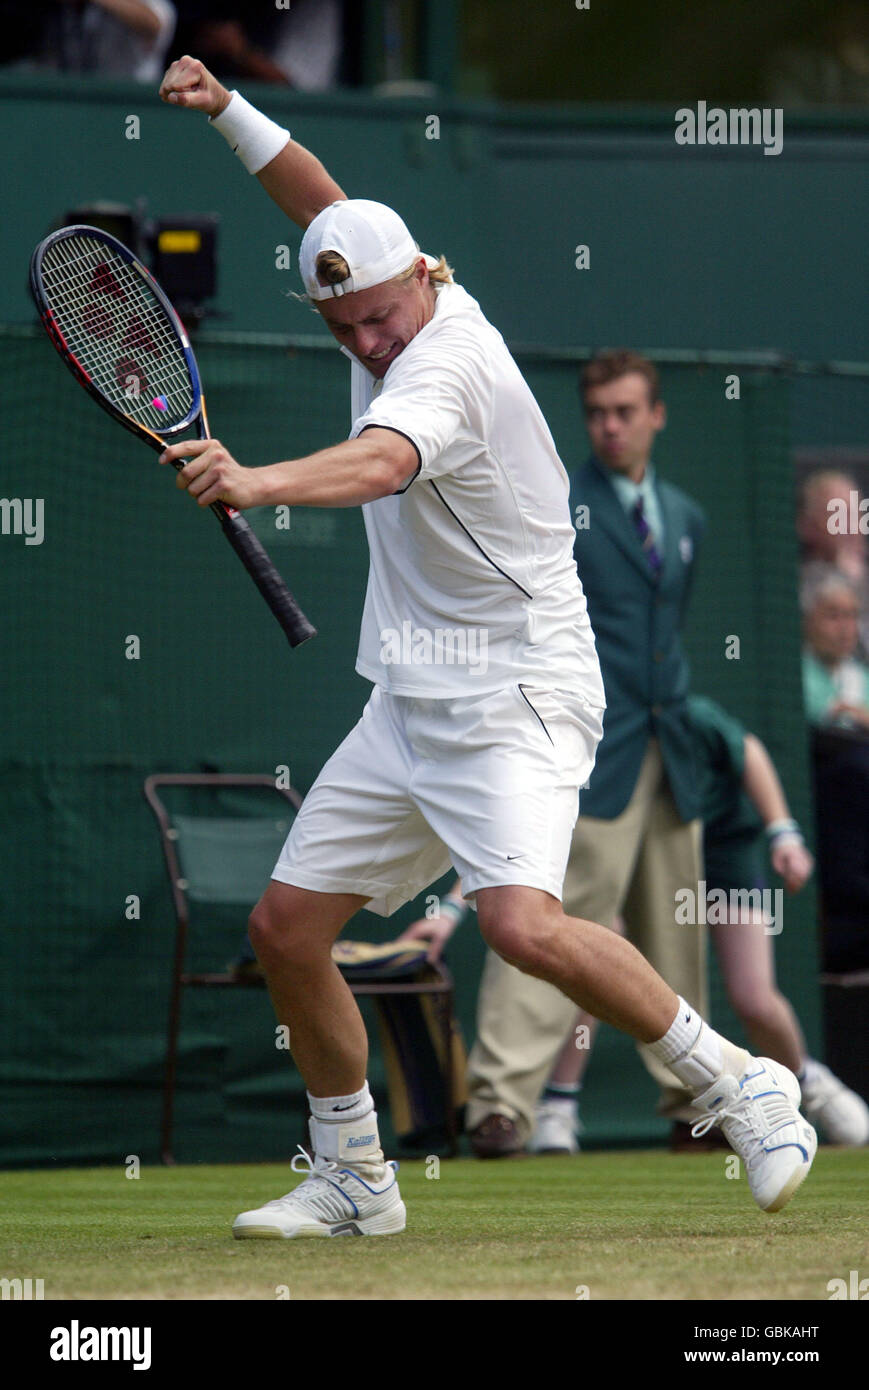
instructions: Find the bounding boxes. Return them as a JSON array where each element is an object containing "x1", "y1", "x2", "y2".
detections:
[{"x1": 3, "y1": 1148, "x2": 866, "y2": 1301}]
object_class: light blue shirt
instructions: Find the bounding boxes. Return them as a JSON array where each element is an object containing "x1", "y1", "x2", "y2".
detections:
[{"x1": 609, "y1": 462, "x2": 665, "y2": 550}]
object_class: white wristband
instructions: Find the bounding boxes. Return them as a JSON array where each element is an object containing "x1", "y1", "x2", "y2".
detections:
[
  {"x1": 769, "y1": 832, "x2": 804, "y2": 850},
  {"x1": 437, "y1": 899, "x2": 466, "y2": 926},
  {"x1": 766, "y1": 817, "x2": 801, "y2": 841},
  {"x1": 209, "y1": 91, "x2": 290, "y2": 175}
]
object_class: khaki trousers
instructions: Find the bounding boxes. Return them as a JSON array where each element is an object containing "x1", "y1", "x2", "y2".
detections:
[{"x1": 466, "y1": 740, "x2": 706, "y2": 1141}]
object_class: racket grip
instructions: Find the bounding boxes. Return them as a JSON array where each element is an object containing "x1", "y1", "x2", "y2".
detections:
[{"x1": 218, "y1": 510, "x2": 316, "y2": 647}]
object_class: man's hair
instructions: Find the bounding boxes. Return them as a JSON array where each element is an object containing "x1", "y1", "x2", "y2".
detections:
[
  {"x1": 797, "y1": 468, "x2": 859, "y2": 520},
  {"x1": 579, "y1": 350, "x2": 660, "y2": 408},
  {"x1": 799, "y1": 564, "x2": 859, "y2": 616},
  {"x1": 305, "y1": 250, "x2": 454, "y2": 303}
]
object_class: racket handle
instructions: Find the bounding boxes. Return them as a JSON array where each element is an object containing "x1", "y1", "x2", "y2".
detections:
[{"x1": 218, "y1": 509, "x2": 316, "y2": 647}]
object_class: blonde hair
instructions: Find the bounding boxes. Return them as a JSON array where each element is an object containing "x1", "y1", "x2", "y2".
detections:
[{"x1": 297, "y1": 251, "x2": 454, "y2": 307}]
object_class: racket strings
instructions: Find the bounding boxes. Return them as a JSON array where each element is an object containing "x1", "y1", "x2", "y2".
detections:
[{"x1": 40, "y1": 234, "x2": 194, "y2": 432}]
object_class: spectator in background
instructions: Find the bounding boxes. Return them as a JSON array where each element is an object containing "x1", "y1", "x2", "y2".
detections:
[
  {"x1": 171, "y1": 0, "x2": 349, "y2": 91},
  {"x1": 802, "y1": 570, "x2": 869, "y2": 731},
  {"x1": 768, "y1": 2, "x2": 869, "y2": 106},
  {"x1": 802, "y1": 568, "x2": 869, "y2": 974},
  {"x1": 798, "y1": 469, "x2": 869, "y2": 659},
  {"x1": 23, "y1": 0, "x2": 176, "y2": 82}
]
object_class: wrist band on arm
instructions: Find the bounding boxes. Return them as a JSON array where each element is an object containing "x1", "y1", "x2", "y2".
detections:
[
  {"x1": 210, "y1": 91, "x2": 291, "y2": 175},
  {"x1": 437, "y1": 898, "x2": 466, "y2": 926},
  {"x1": 766, "y1": 818, "x2": 803, "y2": 846}
]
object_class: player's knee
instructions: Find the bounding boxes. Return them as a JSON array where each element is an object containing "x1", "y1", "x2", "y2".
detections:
[
  {"x1": 478, "y1": 905, "x2": 561, "y2": 975},
  {"x1": 247, "y1": 902, "x2": 317, "y2": 970},
  {"x1": 247, "y1": 906, "x2": 283, "y2": 966}
]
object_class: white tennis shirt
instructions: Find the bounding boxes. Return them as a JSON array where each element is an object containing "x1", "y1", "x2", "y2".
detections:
[{"x1": 346, "y1": 279, "x2": 605, "y2": 704}]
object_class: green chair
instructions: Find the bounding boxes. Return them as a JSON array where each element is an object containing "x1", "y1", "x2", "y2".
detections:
[
  {"x1": 144, "y1": 773, "x2": 460, "y2": 1162},
  {"x1": 144, "y1": 773, "x2": 302, "y2": 1163}
]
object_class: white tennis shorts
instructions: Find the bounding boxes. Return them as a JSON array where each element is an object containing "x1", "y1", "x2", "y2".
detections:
[{"x1": 272, "y1": 682, "x2": 604, "y2": 916}]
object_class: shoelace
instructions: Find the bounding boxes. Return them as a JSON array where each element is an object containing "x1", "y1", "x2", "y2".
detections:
[
  {"x1": 691, "y1": 1086, "x2": 794, "y2": 1169},
  {"x1": 289, "y1": 1146, "x2": 337, "y2": 1180},
  {"x1": 260, "y1": 1148, "x2": 354, "y2": 1221}
]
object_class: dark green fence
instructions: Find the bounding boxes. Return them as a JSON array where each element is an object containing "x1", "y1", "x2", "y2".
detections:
[{"x1": 2, "y1": 323, "x2": 844, "y2": 1164}]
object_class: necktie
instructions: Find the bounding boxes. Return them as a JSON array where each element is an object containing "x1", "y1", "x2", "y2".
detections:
[{"x1": 632, "y1": 496, "x2": 663, "y2": 576}]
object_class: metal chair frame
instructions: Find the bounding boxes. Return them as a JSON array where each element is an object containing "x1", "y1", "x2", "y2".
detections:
[{"x1": 144, "y1": 773, "x2": 458, "y2": 1162}]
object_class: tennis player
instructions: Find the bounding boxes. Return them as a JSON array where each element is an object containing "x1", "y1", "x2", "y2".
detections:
[{"x1": 158, "y1": 56, "x2": 816, "y2": 1236}]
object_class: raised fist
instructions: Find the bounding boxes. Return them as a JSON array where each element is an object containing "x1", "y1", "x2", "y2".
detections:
[{"x1": 158, "y1": 55, "x2": 231, "y2": 119}]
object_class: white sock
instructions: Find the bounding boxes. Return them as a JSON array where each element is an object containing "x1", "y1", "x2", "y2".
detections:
[
  {"x1": 307, "y1": 1082, "x2": 384, "y2": 1166},
  {"x1": 643, "y1": 997, "x2": 750, "y2": 1096},
  {"x1": 308, "y1": 1083, "x2": 373, "y2": 1124}
]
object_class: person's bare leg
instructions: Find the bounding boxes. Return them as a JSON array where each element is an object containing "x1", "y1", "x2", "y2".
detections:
[
  {"x1": 547, "y1": 1011, "x2": 597, "y2": 1084},
  {"x1": 248, "y1": 880, "x2": 369, "y2": 1096},
  {"x1": 712, "y1": 913, "x2": 806, "y2": 1074},
  {"x1": 545, "y1": 916, "x2": 629, "y2": 1086},
  {"x1": 475, "y1": 885, "x2": 678, "y2": 1041},
  {"x1": 474, "y1": 886, "x2": 816, "y2": 1213},
  {"x1": 233, "y1": 881, "x2": 407, "y2": 1240}
]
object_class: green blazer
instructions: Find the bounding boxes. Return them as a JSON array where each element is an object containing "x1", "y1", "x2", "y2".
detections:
[{"x1": 569, "y1": 456, "x2": 705, "y2": 820}]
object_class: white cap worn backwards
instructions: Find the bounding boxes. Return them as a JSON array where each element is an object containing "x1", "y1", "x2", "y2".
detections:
[{"x1": 300, "y1": 199, "x2": 437, "y2": 299}]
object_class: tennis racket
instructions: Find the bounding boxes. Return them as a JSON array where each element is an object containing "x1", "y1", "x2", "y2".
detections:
[{"x1": 29, "y1": 224, "x2": 316, "y2": 648}]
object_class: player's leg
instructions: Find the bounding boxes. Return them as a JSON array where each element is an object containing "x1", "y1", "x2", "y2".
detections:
[
  {"x1": 713, "y1": 910, "x2": 869, "y2": 1144},
  {"x1": 465, "y1": 756, "x2": 643, "y2": 1153},
  {"x1": 422, "y1": 684, "x2": 816, "y2": 1211},
  {"x1": 247, "y1": 880, "x2": 369, "y2": 1096},
  {"x1": 233, "y1": 880, "x2": 408, "y2": 1239},
  {"x1": 475, "y1": 883, "x2": 817, "y2": 1213},
  {"x1": 528, "y1": 918, "x2": 630, "y2": 1153},
  {"x1": 233, "y1": 688, "x2": 452, "y2": 1239},
  {"x1": 475, "y1": 885, "x2": 678, "y2": 1038}
]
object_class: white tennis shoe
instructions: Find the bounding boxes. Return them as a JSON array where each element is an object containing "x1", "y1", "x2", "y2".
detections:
[
  {"x1": 232, "y1": 1149, "x2": 406, "y2": 1239},
  {"x1": 527, "y1": 1098, "x2": 581, "y2": 1154},
  {"x1": 800, "y1": 1061, "x2": 869, "y2": 1146},
  {"x1": 690, "y1": 1057, "x2": 817, "y2": 1213}
]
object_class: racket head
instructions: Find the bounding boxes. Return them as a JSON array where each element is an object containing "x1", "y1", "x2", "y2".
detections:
[{"x1": 29, "y1": 225, "x2": 204, "y2": 449}]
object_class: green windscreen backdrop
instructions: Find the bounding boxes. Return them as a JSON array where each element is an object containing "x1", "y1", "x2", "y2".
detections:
[{"x1": 3, "y1": 322, "x2": 856, "y2": 1165}]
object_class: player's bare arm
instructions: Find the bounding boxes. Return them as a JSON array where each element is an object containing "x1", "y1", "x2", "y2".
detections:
[
  {"x1": 158, "y1": 56, "x2": 346, "y2": 229},
  {"x1": 161, "y1": 428, "x2": 417, "y2": 510}
]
